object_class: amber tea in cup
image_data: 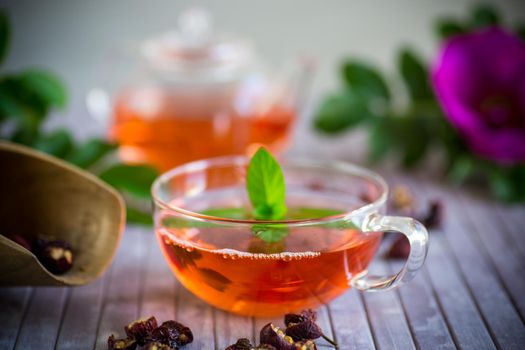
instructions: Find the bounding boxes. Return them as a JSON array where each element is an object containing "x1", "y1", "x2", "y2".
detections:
[{"x1": 152, "y1": 157, "x2": 428, "y2": 316}]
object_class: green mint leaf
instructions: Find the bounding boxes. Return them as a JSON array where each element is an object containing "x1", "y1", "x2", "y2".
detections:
[
  {"x1": 19, "y1": 69, "x2": 67, "y2": 109},
  {"x1": 289, "y1": 207, "x2": 344, "y2": 219},
  {"x1": 398, "y1": 48, "x2": 433, "y2": 101},
  {"x1": 252, "y1": 224, "x2": 288, "y2": 243},
  {"x1": 435, "y1": 18, "x2": 465, "y2": 40},
  {"x1": 314, "y1": 90, "x2": 373, "y2": 134},
  {"x1": 162, "y1": 216, "x2": 218, "y2": 229},
  {"x1": 66, "y1": 139, "x2": 116, "y2": 169},
  {"x1": 341, "y1": 61, "x2": 390, "y2": 101},
  {"x1": 99, "y1": 163, "x2": 158, "y2": 199},
  {"x1": 0, "y1": 9, "x2": 9, "y2": 65},
  {"x1": 470, "y1": 4, "x2": 499, "y2": 29},
  {"x1": 201, "y1": 207, "x2": 249, "y2": 220},
  {"x1": 246, "y1": 147, "x2": 287, "y2": 220},
  {"x1": 33, "y1": 129, "x2": 74, "y2": 158}
]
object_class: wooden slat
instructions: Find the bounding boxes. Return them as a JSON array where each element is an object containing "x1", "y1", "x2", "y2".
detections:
[
  {"x1": 397, "y1": 179, "x2": 495, "y2": 350},
  {"x1": 55, "y1": 275, "x2": 108, "y2": 349},
  {"x1": 139, "y1": 233, "x2": 176, "y2": 322},
  {"x1": 328, "y1": 289, "x2": 375, "y2": 350},
  {"x1": 388, "y1": 260, "x2": 456, "y2": 350},
  {"x1": 420, "y1": 182, "x2": 525, "y2": 349},
  {"x1": 456, "y1": 191, "x2": 525, "y2": 320},
  {"x1": 362, "y1": 261, "x2": 416, "y2": 350},
  {"x1": 175, "y1": 282, "x2": 215, "y2": 349},
  {"x1": 14, "y1": 287, "x2": 69, "y2": 350},
  {"x1": 94, "y1": 227, "x2": 147, "y2": 350},
  {"x1": 495, "y1": 204, "x2": 525, "y2": 263},
  {"x1": 0, "y1": 287, "x2": 32, "y2": 350},
  {"x1": 214, "y1": 311, "x2": 254, "y2": 349}
]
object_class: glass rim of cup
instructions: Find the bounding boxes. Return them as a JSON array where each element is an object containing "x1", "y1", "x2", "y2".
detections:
[{"x1": 151, "y1": 155, "x2": 388, "y2": 227}]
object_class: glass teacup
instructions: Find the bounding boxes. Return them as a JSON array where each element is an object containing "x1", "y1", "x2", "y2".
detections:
[{"x1": 152, "y1": 156, "x2": 428, "y2": 317}]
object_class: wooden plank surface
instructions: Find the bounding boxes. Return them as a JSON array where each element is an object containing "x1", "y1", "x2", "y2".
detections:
[
  {"x1": 1, "y1": 175, "x2": 525, "y2": 349},
  {"x1": 329, "y1": 289, "x2": 375, "y2": 350},
  {"x1": 14, "y1": 287, "x2": 69, "y2": 349},
  {"x1": 0, "y1": 287, "x2": 32, "y2": 349},
  {"x1": 420, "y1": 181, "x2": 525, "y2": 349}
]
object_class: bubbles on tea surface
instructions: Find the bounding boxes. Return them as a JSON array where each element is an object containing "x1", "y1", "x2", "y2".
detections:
[
  {"x1": 216, "y1": 248, "x2": 321, "y2": 261},
  {"x1": 158, "y1": 228, "x2": 321, "y2": 261}
]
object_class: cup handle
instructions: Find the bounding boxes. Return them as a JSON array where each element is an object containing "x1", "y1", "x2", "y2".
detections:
[{"x1": 351, "y1": 213, "x2": 429, "y2": 292}]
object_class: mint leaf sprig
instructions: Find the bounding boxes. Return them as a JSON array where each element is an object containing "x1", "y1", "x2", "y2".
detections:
[
  {"x1": 246, "y1": 147, "x2": 289, "y2": 243},
  {"x1": 246, "y1": 147, "x2": 287, "y2": 220}
]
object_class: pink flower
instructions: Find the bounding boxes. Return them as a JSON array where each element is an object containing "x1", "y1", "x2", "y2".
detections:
[{"x1": 432, "y1": 28, "x2": 525, "y2": 164}]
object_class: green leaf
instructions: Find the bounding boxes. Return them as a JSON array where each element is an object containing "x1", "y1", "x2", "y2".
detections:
[
  {"x1": 435, "y1": 19, "x2": 465, "y2": 40},
  {"x1": 33, "y1": 129, "x2": 74, "y2": 158},
  {"x1": 246, "y1": 147, "x2": 287, "y2": 220},
  {"x1": 161, "y1": 216, "x2": 218, "y2": 229},
  {"x1": 201, "y1": 207, "x2": 250, "y2": 220},
  {"x1": 252, "y1": 224, "x2": 288, "y2": 243},
  {"x1": 489, "y1": 168, "x2": 515, "y2": 202},
  {"x1": 489, "y1": 165, "x2": 525, "y2": 202},
  {"x1": 99, "y1": 163, "x2": 158, "y2": 199},
  {"x1": 369, "y1": 118, "x2": 391, "y2": 162},
  {"x1": 516, "y1": 24, "x2": 525, "y2": 42},
  {"x1": 289, "y1": 207, "x2": 343, "y2": 219},
  {"x1": 448, "y1": 156, "x2": 474, "y2": 184},
  {"x1": 66, "y1": 139, "x2": 116, "y2": 169},
  {"x1": 126, "y1": 207, "x2": 153, "y2": 225},
  {"x1": 398, "y1": 48, "x2": 433, "y2": 100},
  {"x1": 470, "y1": 4, "x2": 499, "y2": 29},
  {"x1": 313, "y1": 91, "x2": 373, "y2": 134},
  {"x1": 0, "y1": 9, "x2": 9, "y2": 65},
  {"x1": 368, "y1": 115, "x2": 433, "y2": 168},
  {"x1": 19, "y1": 70, "x2": 67, "y2": 109},
  {"x1": 341, "y1": 61, "x2": 390, "y2": 101}
]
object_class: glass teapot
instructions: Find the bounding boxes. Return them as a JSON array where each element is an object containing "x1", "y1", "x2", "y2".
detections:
[{"x1": 87, "y1": 8, "x2": 314, "y2": 171}]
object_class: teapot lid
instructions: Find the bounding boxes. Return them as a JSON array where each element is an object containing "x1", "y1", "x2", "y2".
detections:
[{"x1": 140, "y1": 7, "x2": 253, "y2": 81}]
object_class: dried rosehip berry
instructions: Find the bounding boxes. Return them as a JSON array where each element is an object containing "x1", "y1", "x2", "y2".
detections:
[
  {"x1": 390, "y1": 186, "x2": 414, "y2": 213},
  {"x1": 293, "y1": 340, "x2": 317, "y2": 350},
  {"x1": 285, "y1": 320, "x2": 322, "y2": 342},
  {"x1": 4, "y1": 234, "x2": 32, "y2": 251},
  {"x1": 107, "y1": 334, "x2": 137, "y2": 350},
  {"x1": 226, "y1": 338, "x2": 254, "y2": 350},
  {"x1": 33, "y1": 238, "x2": 74, "y2": 274},
  {"x1": 260, "y1": 323, "x2": 295, "y2": 350},
  {"x1": 284, "y1": 309, "x2": 322, "y2": 341},
  {"x1": 386, "y1": 236, "x2": 410, "y2": 259},
  {"x1": 284, "y1": 309, "x2": 317, "y2": 327},
  {"x1": 143, "y1": 342, "x2": 174, "y2": 350},
  {"x1": 420, "y1": 200, "x2": 443, "y2": 229},
  {"x1": 255, "y1": 345, "x2": 277, "y2": 350},
  {"x1": 124, "y1": 316, "x2": 158, "y2": 345},
  {"x1": 149, "y1": 320, "x2": 193, "y2": 348}
]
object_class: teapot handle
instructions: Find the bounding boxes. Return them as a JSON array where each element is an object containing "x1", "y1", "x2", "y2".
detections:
[{"x1": 351, "y1": 213, "x2": 429, "y2": 291}]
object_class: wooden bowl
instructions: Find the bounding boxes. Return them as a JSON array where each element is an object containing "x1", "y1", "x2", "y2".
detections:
[{"x1": 0, "y1": 141, "x2": 125, "y2": 286}]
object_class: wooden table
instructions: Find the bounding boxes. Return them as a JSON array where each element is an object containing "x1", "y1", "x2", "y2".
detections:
[{"x1": 1, "y1": 171, "x2": 525, "y2": 350}]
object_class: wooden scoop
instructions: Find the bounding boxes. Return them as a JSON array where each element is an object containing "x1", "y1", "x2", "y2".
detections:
[{"x1": 0, "y1": 141, "x2": 125, "y2": 286}]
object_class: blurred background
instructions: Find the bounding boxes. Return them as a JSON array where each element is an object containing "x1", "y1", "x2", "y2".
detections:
[{"x1": 2, "y1": 0, "x2": 524, "y2": 162}]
